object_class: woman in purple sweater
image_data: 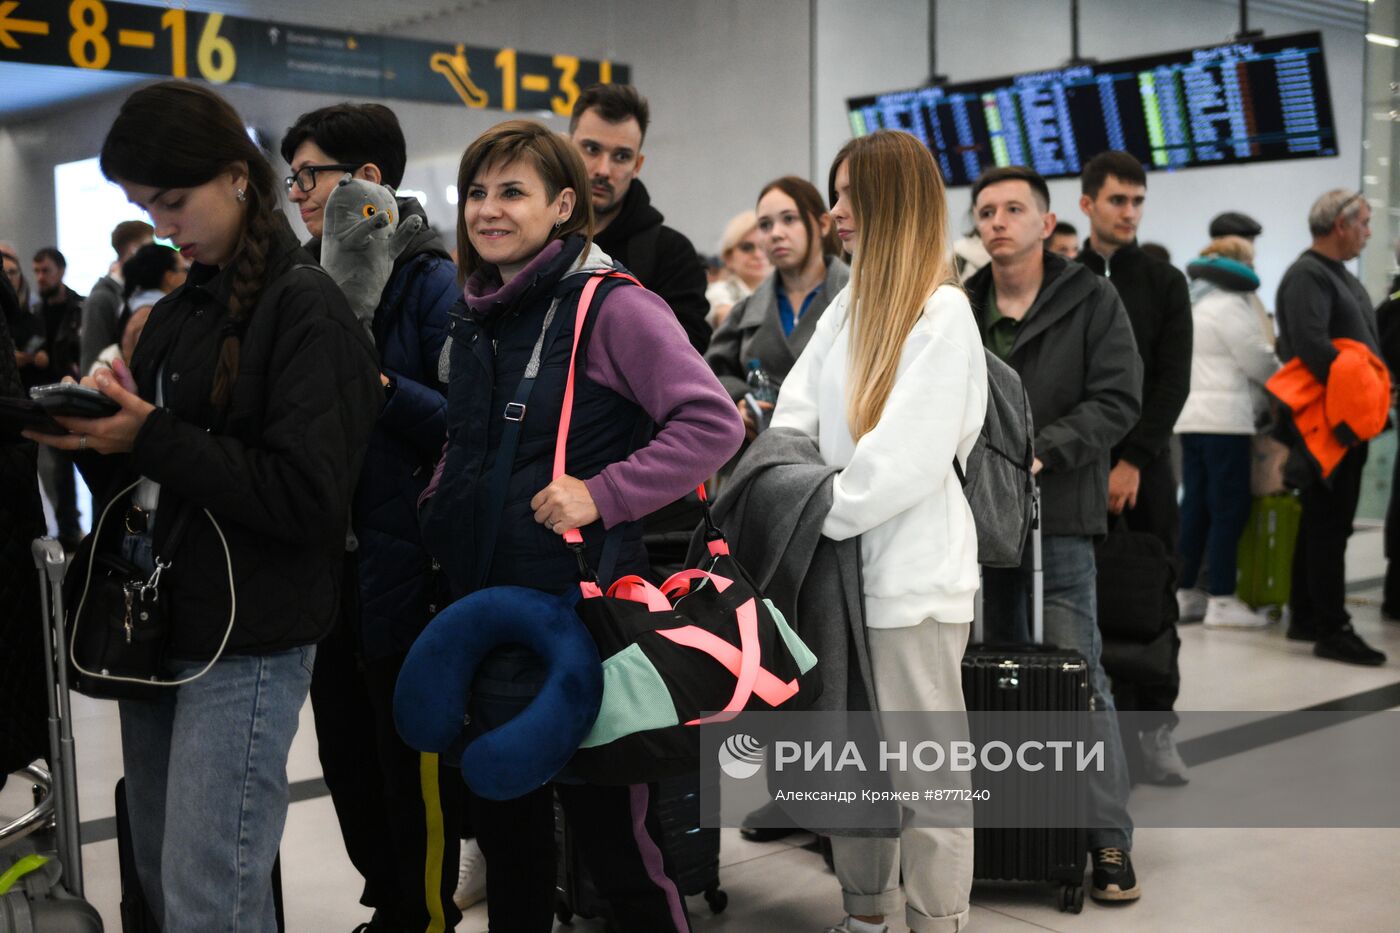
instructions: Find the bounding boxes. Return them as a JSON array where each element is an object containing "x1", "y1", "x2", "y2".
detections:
[{"x1": 419, "y1": 121, "x2": 742, "y2": 932}]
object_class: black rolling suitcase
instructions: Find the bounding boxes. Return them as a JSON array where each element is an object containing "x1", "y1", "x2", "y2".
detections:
[
  {"x1": 553, "y1": 774, "x2": 728, "y2": 927},
  {"x1": 964, "y1": 508, "x2": 1090, "y2": 914},
  {"x1": 0, "y1": 539, "x2": 102, "y2": 932}
]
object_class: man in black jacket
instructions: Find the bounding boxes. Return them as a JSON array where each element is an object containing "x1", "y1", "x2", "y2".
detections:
[
  {"x1": 1077, "y1": 151, "x2": 1193, "y2": 787},
  {"x1": 568, "y1": 84, "x2": 709, "y2": 353},
  {"x1": 1077, "y1": 152, "x2": 1193, "y2": 535},
  {"x1": 968, "y1": 166, "x2": 1144, "y2": 905},
  {"x1": 1277, "y1": 189, "x2": 1386, "y2": 666},
  {"x1": 31, "y1": 247, "x2": 85, "y2": 550}
]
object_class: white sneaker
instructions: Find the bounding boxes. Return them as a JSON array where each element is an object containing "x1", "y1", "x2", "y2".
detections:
[
  {"x1": 1138, "y1": 723, "x2": 1189, "y2": 785},
  {"x1": 1176, "y1": 587, "x2": 1208, "y2": 622},
  {"x1": 453, "y1": 837, "x2": 486, "y2": 910},
  {"x1": 1203, "y1": 594, "x2": 1271, "y2": 628},
  {"x1": 823, "y1": 919, "x2": 889, "y2": 933}
]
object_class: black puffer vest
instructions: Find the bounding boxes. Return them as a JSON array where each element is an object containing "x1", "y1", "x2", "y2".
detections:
[{"x1": 424, "y1": 239, "x2": 650, "y2": 598}]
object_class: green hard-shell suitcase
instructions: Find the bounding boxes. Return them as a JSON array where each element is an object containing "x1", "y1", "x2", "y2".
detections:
[{"x1": 1236, "y1": 493, "x2": 1303, "y2": 612}]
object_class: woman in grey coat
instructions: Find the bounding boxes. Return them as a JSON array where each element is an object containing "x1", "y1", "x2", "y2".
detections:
[{"x1": 706, "y1": 175, "x2": 849, "y2": 438}]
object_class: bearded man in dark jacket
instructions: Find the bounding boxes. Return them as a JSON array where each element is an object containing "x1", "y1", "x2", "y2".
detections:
[
  {"x1": 568, "y1": 83, "x2": 710, "y2": 354},
  {"x1": 568, "y1": 83, "x2": 713, "y2": 576}
]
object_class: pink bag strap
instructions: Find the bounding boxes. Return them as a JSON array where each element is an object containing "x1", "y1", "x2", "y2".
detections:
[
  {"x1": 657, "y1": 599, "x2": 800, "y2": 723},
  {"x1": 606, "y1": 574, "x2": 673, "y2": 613},
  {"x1": 557, "y1": 273, "x2": 629, "y2": 547},
  {"x1": 659, "y1": 569, "x2": 733, "y2": 599},
  {"x1": 550, "y1": 271, "x2": 729, "y2": 569}
]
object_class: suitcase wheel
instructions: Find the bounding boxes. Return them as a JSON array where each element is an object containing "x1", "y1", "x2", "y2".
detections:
[
  {"x1": 1059, "y1": 882, "x2": 1084, "y2": 914},
  {"x1": 704, "y1": 883, "x2": 728, "y2": 914}
]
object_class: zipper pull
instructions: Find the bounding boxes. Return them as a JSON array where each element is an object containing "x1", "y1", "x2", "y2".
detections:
[{"x1": 123, "y1": 586, "x2": 136, "y2": 644}]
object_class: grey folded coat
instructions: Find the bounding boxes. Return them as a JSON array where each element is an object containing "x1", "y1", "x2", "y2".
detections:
[{"x1": 689, "y1": 427, "x2": 896, "y2": 836}]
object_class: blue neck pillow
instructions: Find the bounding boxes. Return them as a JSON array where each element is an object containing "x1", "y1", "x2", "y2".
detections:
[{"x1": 393, "y1": 585, "x2": 603, "y2": 800}]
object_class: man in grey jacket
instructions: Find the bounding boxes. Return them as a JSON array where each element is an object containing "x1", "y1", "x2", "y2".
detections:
[
  {"x1": 965, "y1": 166, "x2": 1144, "y2": 905},
  {"x1": 79, "y1": 220, "x2": 152, "y2": 374}
]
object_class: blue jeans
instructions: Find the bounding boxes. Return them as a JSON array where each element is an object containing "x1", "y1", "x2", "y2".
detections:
[
  {"x1": 980, "y1": 534, "x2": 1134, "y2": 852},
  {"x1": 119, "y1": 646, "x2": 315, "y2": 932},
  {"x1": 1178, "y1": 433, "x2": 1253, "y2": 595}
]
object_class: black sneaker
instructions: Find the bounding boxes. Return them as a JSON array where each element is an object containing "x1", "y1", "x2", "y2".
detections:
[
  {"x1": 1314, "y1": 626, "x2": 1387, "y2": 666},
  {"x1": 1091, "y1": 847, "x2": 1141, "y2": 902}
]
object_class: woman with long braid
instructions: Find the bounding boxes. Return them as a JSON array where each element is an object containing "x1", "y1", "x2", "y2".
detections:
[{"x1": 24, "y1": 82, "x2": 381, "y2": 931}]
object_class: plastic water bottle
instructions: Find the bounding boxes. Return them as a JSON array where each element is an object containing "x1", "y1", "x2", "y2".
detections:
[
  {"x1": 744, "y1": 359, "x2": 777, "y2": 433},
  {"x1": 746, "y1": 360, "x2": 778, "y2": 403}
]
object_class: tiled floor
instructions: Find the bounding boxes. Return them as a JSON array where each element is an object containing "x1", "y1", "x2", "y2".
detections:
[{"x1": 5, "y1": 527, "x2": 1400, "y2": 932}]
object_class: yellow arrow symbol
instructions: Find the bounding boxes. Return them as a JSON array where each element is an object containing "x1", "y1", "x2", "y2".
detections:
[{"x1": 0, "y1": 1, "x2": 49, "y2": 51}]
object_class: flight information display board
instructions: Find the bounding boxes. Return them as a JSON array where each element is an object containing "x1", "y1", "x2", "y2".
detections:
[{"x1": 847, "y1": 32, "x2": 1336, "y2": 186}]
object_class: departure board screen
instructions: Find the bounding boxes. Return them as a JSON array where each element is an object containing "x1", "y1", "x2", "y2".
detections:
[{"x1": 846, "y1": 32, "x2": 1336, "y2": 187}]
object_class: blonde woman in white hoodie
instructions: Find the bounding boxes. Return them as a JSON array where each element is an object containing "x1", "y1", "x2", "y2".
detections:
[{"x1": 771, "y1": 129, "x2": 987, "y2": 933}]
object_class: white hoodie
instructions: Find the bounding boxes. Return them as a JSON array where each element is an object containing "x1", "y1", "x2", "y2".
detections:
[{"x1": 771, "y1": 283, "x2": 988, "y2": 628}]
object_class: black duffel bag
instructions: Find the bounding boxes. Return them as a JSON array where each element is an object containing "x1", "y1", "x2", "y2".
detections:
[{"x1": 1094, "y1": 522, "x2": 1178, "y2": 643}]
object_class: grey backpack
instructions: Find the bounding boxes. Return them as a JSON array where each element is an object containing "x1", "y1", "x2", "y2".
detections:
[{"x1": 954, "y1": 350, "x2": 1036, "y2": 567}]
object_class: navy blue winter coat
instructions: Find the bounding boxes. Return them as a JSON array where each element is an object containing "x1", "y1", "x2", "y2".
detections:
[{"x1": 338, "y1": 198, "x2": 457, "y2": 660}]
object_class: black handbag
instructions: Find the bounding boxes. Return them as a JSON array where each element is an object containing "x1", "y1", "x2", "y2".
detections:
[
  {"x1": 1093, "y1": 520, "x2": 1178, "y2": 643},
  {"x1": 66, "y1": 481, "x2": 231, "y2": 700}
]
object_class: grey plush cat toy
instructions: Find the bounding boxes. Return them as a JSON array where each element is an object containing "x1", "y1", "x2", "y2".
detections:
[{"x1": 320, "y1": 175, "x2": 423, "y2": 333}]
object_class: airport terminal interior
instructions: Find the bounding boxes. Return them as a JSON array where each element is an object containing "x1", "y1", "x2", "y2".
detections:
[{"x1": 4, "y1": 0, "x2": 1400, "y2": 931}]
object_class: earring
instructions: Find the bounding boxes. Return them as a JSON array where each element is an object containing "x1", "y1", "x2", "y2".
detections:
[
  {"x1": 554, "y1": 219, "x2": 563, "y2": 228},
  {"x1": 235, "y1": 188, "x2": 247, "y2": 202}
]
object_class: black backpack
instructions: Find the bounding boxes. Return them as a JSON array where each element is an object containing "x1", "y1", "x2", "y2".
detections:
[{"x1": 955, "y1": 350, "x2": 1036, "y2": 568}]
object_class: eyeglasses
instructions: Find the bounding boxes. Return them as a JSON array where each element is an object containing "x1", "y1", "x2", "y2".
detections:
[{"x1": 283, "y1": 163, "x2": 361, "y2": 193}]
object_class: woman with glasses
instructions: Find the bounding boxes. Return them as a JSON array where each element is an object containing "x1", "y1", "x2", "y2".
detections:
[
  {"x1": 24, "y1": 82, "x2": 381, "y2": 931},
  {"x1": 705, "y1": 210, "x2": 770, "y2": 328},
  {"x1": 706, "y1": 177, "x2": 847, "y2": 439}
]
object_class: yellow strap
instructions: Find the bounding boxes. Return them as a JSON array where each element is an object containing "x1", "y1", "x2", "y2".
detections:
[{"x1": 418, "y1": 752, "x2": 447, "y2": 933}]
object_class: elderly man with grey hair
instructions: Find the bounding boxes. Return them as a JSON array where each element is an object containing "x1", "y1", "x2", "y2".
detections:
[{"x1": 1275, "y1": 188, "x2": 1385, "y2": 666}]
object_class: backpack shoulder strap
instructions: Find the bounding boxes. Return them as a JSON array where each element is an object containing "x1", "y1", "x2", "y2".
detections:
[{"x1": 554, "y1": 272, "x2": 641, "y2": 539}]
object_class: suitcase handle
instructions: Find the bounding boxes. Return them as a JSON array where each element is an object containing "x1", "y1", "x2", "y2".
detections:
[{"x1": 32, "y1": 537, "x2": 85, "y2": 898}]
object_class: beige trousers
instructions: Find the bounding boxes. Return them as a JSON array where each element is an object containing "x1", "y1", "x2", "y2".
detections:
[{"x1": 830, "y1": 620, "x2": 973, "y2": 933}]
